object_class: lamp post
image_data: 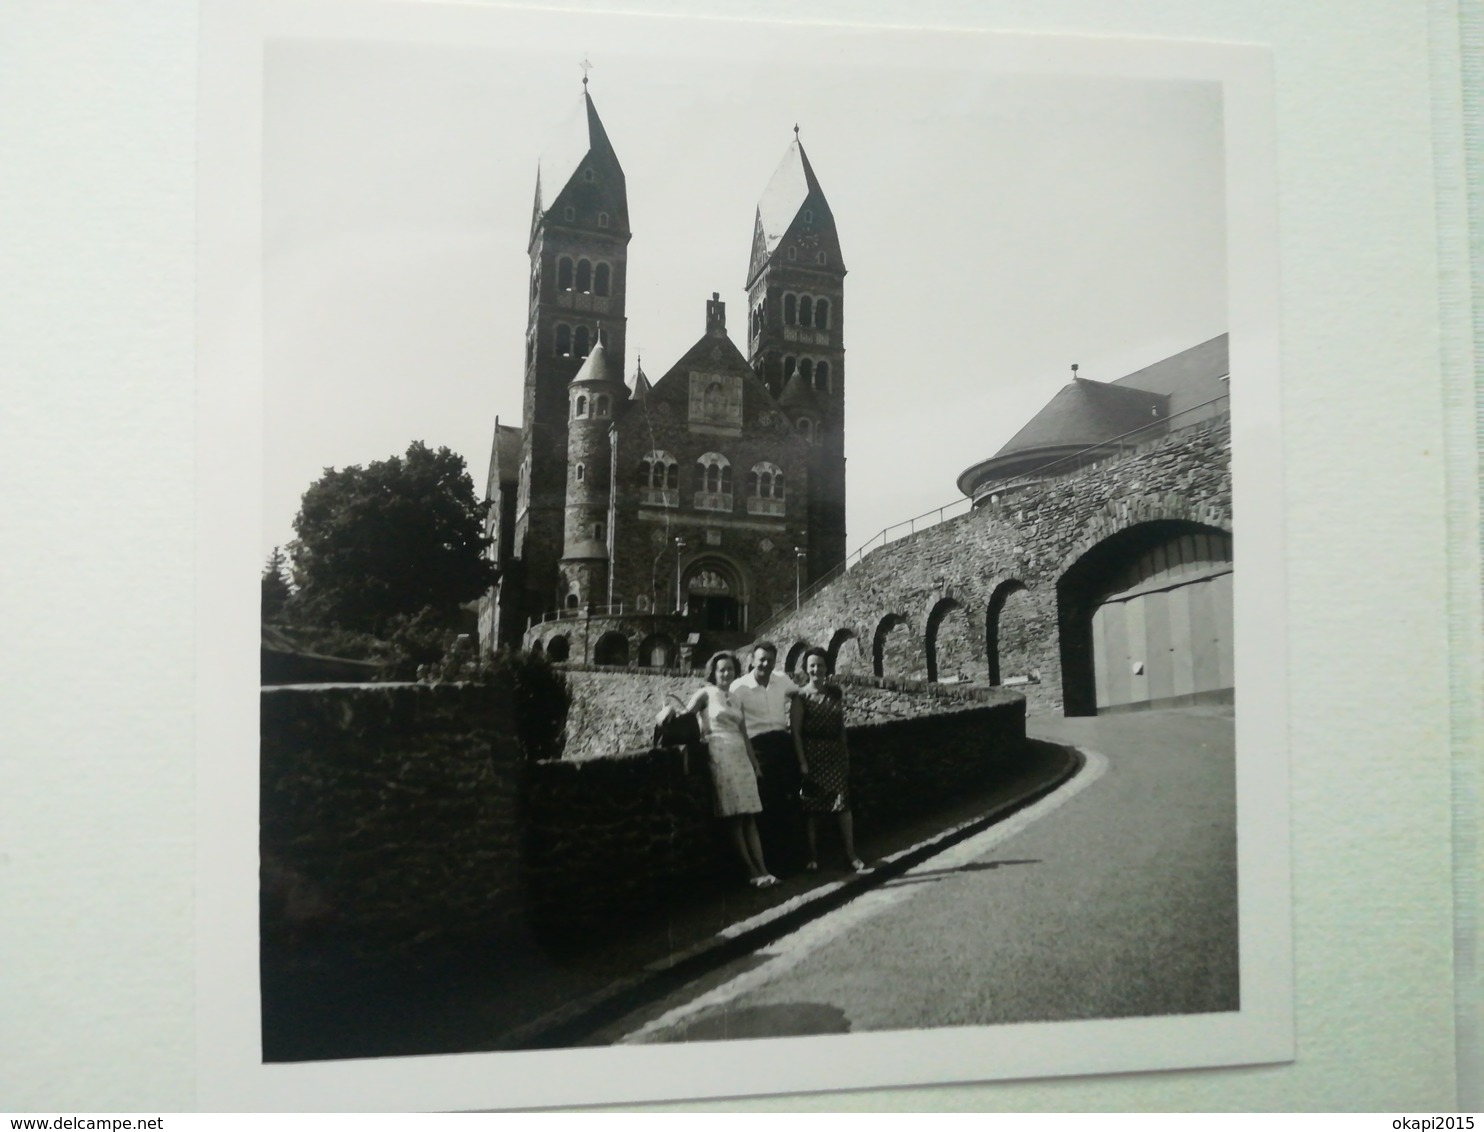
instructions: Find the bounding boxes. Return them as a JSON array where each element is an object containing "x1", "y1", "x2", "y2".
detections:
[
  {"x1": 794, "y1": 545, "x2": 807, "y2": 610},
  {"x1": 674, "y1": 536, "x2": 687, "y2": 614}
]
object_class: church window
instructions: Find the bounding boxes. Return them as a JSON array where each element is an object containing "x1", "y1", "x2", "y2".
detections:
[
  {"x1": 783, "y1": 356, "x2": 797, "y2": 380},
  {"x1": 639, "y1": 451, "x2": 679, "y2": 505},
  {"x1": 747, "y1": 461, "x2": 785, "y2": 515},
  {"x1": 555, "y1": 324, "x2": 572, "y2": 356},
  {"x1": 814, "y1": 298, "x2": 830, "y2": 328},
  {"x1": 803, "y1": 208, "x2": 814, "y2": 223},
  {"x1": 784, "y1": 293, "x2": 797, "y2": 325},
  {"x1": 598, "y1": 211, "x2": 610, "y2": 228},
  {"x1": 798, "y1": 418, "x2": 814, "y2": 441},
  {"x1": 695, "y1": 453, "x2": 733, "y2": 510},
  {"x1": 799, "y1": 358, "x2": 814, "y2": 385},
  {"x1": 574, "y1": 325, "x2": 591, "y2": 357},
  {"x1": 576, "y1": 259, "x2": 592, "y2": 293},
  {"x1": 814, "y1": 360, "x2": 830, "y2": 392},
  {"x1": 575, "y1": 461, "x2": 585, "y2": 481},
  {"x1": 583, "y1": 168, "x2": 595, "y2": 182},
  {"x1": 787, "y1": 246, "x2": 797, "y2": 261},
  {"x1": 817, "y1": 252, "x2": 827, "y2": 265},
  {"x1": 595, "y1": 394, "x2": 610, "y2": 417},
  {"x1": 563, "y1": 206, "x2": 576, "y2": 221},
  {"x1": 557, "y1": 257, "x2": 574, "y2": 291},
  {"x1": 594, "y1": 262, "x2": 611, "y2": 296},
  {"x1": 799, "y1": 295, "x2": 814, "y2": 326},
  {"x1": 575, "y1": 397, "x2": 587, "y2": 419},
  {"x1": 594, "y1": 522, "x2": 604, "y2": 541}
]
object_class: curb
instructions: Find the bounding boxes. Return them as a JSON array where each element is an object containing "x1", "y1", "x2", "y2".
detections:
[{"x1": 495, "y1": 741, "x2": 1086, "y2": 1050}]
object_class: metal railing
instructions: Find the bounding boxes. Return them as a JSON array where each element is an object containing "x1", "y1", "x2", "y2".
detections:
[{"x1": 749, "y1": 393, "x2": 1229, "y2": 638}]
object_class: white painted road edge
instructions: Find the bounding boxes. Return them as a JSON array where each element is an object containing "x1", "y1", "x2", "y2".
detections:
[{"x1": 620, "y1": 747, "x2": 1111, "y2": 1044}]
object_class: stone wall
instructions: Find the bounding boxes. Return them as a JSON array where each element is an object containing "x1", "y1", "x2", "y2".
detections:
[
  {"x1": 260, "y1": 680, "x2": 1026, "y2": 947},
  {"x1": 752, "y1": 415, "x2": 1232, "y2": 714},
  {"x1": 559, "y1": 664, "x2": 1024, "y2": 762}
]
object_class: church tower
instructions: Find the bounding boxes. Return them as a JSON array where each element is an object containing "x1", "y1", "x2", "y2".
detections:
[
  {"x1": 513, "y1": 84, "x2": 631, "y2": 619},
  {"x1": 745, "y1": 133, "x2": 847, "y2": 577}
]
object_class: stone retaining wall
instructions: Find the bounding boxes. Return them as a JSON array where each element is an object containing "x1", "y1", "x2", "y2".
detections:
[{"x1": 260, "y1": 680, "x2": 1026, "y2": 948}]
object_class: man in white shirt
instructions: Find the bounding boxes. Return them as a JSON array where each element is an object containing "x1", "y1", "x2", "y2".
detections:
[{"x1": 729, "y1": 642, "x2": 808, "y2": 873}]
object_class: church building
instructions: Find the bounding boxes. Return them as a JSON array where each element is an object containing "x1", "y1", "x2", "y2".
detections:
[{"x1": 478, "y1": 86, "x2": 848, "y2": 668}]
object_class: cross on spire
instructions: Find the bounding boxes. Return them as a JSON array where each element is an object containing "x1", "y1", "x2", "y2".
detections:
[{"x1": 580, "y1": 56, "x2": 593, "y2": 88}]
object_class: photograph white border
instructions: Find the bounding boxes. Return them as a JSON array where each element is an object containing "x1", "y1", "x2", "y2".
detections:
[{"x1": 196, "y1": 0, "x2": 1289, "y2": 1110}]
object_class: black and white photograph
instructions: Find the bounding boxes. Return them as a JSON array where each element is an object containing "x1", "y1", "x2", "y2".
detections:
[{"x1": 198, "y1": 0, "x2": 1291, "y2": 1110}]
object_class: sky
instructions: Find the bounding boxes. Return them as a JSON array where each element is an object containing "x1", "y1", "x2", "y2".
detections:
[{"x1": 262, "y1": 12, "x2": 1227, "y2": 567}]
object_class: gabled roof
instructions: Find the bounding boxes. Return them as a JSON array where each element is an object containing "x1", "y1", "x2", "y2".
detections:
[{"x1": 485, "y1": 421, "x2": 522, "y2": 498}]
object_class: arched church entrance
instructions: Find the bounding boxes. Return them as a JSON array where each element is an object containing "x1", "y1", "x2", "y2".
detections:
[
  {"x1": 1057, "y1": 521, "x2": 1233, "y2": 716},
  {"x1": 682, "y1": 557, "x2": 747, "y2": 633}
]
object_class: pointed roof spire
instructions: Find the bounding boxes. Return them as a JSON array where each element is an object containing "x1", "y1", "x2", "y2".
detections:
[
  {"x1": 631, "y1": 354, "x2": 651, "y2": 398},
  {"x1": 778, "y1": 368, "x2": 823, "y2": 413},
  {"x1": 746, "y1": 132, "x2": 845, "y2": 284},
  {"x1": 533, "y1": 87, "x2": 625, "y2": 215},
  {"x1": 569, "y1": 336, "x2": 616, "y2": 385}
]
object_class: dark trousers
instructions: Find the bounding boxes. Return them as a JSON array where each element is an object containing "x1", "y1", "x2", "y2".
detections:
[{"x1": 752, "y1": 729, "x2": 807, "y2": 874}]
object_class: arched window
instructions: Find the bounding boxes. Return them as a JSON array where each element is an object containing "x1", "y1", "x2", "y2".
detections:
[
  {"x1": 799, "y1": 358, "x2": 814, "y2": 384},
  {"x1": 814, "y1": 360, "x2": 830, "y2": 392},
  {"x1": 815, "y1": 298, "x2": 830, "y2": 328},
  {"x1": 565, "y1": 593, "x2": 579, "y2": 610},
  {"x1": 575, "y1": 462, "x2": 585, "y2": 481},
  {"x1": 787, "y1": 246, "x2": 797, "y2": 261},
  {"x1": 575, "y1": 259, "x2": 592, "y2": 293},
  {"x1": 593, "y1": 522, "x2": 604, "y2": 541},
  {"x1": 583, "y1": 168, "x2": 595, "y2": 183},
  {"x1": 595, "y1": 394, "x2": 610, "y2": 417},
  {"x1": 573, "y1": 325, "x2": 590, "y2": 357},
  {"x1": 695, "y1": 453, "x2": 732, "y2": 510},
  {"x1": 799, "y1": 295, "x2": 814, "y2": 326},
  {"x1": 593, "y1": 262, "x2": 610, "y2": 297},
  {"x1": 563, "y1": 206, "x2": 575, "y2": 222},
  {"x1": 557, "y1": 257, "x2": 573, "y2": 290},
  {"x1": 555, "y1": 324, "x2": 571, "y2": 356},
  {"x1": 798, "y1": 418, "x2": 814, "y2": 441},
  {"x1": 784, "y1": 293, "x2": 797, "y2": 325},
  {"x1": 803, "y1": 208, "x2": 814, "y2": 223},
  {"x1": 597, "y1": 211, "x2": 610, "y2": 228},
  {"x1": 574, "y1": 397, "x2": 587, "y2": 419},
  {"x1": 639, "y1": 451, "x2": 679, "y2": 505},
  {"x1": 783, "y1": 356, "x2": 797, "y2": 380},
  {"x1": 816, "y1": 252, "x2": 827, "y2": 265},
  {"x1": 747, "y1": 462, "x2": 785, "y2": 515}
]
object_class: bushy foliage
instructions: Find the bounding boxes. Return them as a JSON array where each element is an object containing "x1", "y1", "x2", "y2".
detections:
[{"x1": 287, "y1": 442, "x2": 496, "y2": 636}]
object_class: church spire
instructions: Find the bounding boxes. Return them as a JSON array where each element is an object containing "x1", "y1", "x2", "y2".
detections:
[{"x1": 746, "y1": 134, "x2": 844, "y2": 287}]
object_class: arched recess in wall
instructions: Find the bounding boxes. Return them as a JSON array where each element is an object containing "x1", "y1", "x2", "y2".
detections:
[
  {"x1": 1056, "y1": 519, "x2": 1233, "y2": 717},
  {"x1": 871, "y1": 613, "x2": 912, "y2": 678},
  {"x1": 925, "y1": 598, "x2": 986, "y2": 684},
  {"x1": 545, "y1": 634, "x2": 571, "y2": 663},
  {"x1": 593, "y1": 631, "x2": 630, "y2": 667},
  {"x1": 986, "y1": 580, "x2": 1031, "y2": 686},
  {"x1": 827, "y1": 628, "x2": 862, "y2": 675},
  {"x1": 639, "y1": 633, "x2": 675, "y2": 669},
  {"x1": 785, "y1": 640, "x2": 810, "y2": 674},
  {"x1": 528, "y1": 639, "x2": 545, "y2": 658}
]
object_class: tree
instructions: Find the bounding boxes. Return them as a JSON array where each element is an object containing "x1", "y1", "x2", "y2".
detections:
[
  {"x1": 261, "y1": 546, "x2": 292, "y2": 622},
  {"x1": 287, "y1": 442, "x2": 496, "y2": 636}
]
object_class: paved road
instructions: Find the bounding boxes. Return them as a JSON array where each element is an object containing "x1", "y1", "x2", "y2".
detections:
[{"x1": 594, "y1": 708, "x2": 1238, "y2": 1044}]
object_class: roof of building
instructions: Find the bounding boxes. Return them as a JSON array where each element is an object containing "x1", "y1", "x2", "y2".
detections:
[
  {"x1": 534, "y1": 90, "x2": 621, "y2": 215},
  {"x1": 630, "y1": 360, "x2": 651, "y2": 399},
  {"x1": 570, "y1": 337, "x2": 619, "y2": 385},
  {"x1": 1111, "y1": 333, "x2": 1229, "y2": 418},
  {"x1": 777, "y1": 369, "x2": 824, "y2": 413},
  {"x1": 991, "y1": 378, "x2": 1167, "y2": 462},
  {"x1": 747, "y1": 137, "x2": 846, "y2": 283},
  {"x1": 487, "y1": 421, "x2": 522, "y2": 492}
]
